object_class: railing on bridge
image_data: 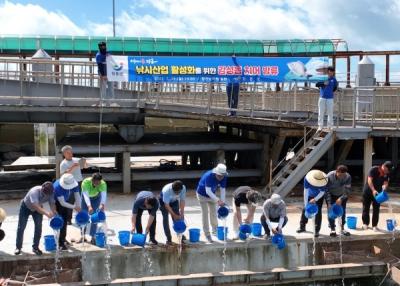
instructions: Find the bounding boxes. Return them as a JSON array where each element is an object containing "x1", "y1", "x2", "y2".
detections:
[{"x1": 0, "y1": 58, "x2": 399, "y2": 129}]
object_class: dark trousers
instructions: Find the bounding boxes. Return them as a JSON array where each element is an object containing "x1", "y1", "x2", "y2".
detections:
[
  {"x1": 226, "y1": 85, "x2": 239, "y2": 110},
  {"x1": 81, "y1": 194, "x2": 101, "y2": 237},
  {"x1": 299, "y1": 196, "x2": 324, "y2": 233},
  {"x1": 362, "y1": 191, "x2": 380, "y2": 227},
  {"x1": 16, "y1": 202, "x2": 43, "y2": 249},
  {"x1": 260, "y1": 215, "x2": 288, "y2": 236},
  {"x1": 66, "y1": 183, "x2": 81, "y2": 223},
  {"x1": 56, "y1": 200, "x2": 70, "y2": 246},
  {"x1": 160, "y1": 200, "x2": 180, "y2": 242},
  {"x1": 326, "y1": 195, "x2": 347, "y2": 230},
  {"x1": 136, "y1": 208, "x2": 156, "y2": 241}
]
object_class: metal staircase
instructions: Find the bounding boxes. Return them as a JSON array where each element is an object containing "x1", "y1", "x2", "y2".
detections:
[{"x1": 270, "y1": 129, "x2": 336, "y2": 198}]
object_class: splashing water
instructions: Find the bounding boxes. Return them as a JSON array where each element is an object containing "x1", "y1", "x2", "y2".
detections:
[
  {"x1": 338, "y1": 217, "x2": 345, "y2": 286},
  {"x1": 100, "y1": 222, "x2": 112, "y2": 281},
  {"x1": 53, "y1": 229, "x2": 61, "y2": 282},
  {"x1": 222, "y1": 218, "x2": 227, "y2": 272},
  {"x1": 312, "y1": 217, "x2": 316, "y2": 266},
  {"x1": 80, "y1": 226, "x2": 87, "y2": 281},
  {"x1": 388, "y1": 202, "x2": 396, "y2": 243},
  {"x1": 142, "y1": 248, "x2": 154, "y2": 275},
  {"x1": 177, "y1": 234, "x2": 183, "y2": 274}
]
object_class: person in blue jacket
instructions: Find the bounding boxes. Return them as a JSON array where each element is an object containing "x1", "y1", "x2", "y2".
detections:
[
  {"x1": 297, "y1": 169, "x2": 328, "y2": 237},
  {"x1": 226, "y1": 55, "x2": 241, "y2": 116},
  {"x1": 196, "y1": 163, "x2": 228, "y2": 242},
  {"x1": 316, "y1": 66, "x2": 338, "y2": 131},
  {"x1": 96, "y1": 41, "x2": 115, "y2": 105}
]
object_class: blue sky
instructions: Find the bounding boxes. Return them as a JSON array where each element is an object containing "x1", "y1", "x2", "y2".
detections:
[{"x1": 1, "y1": 0, "x2": 400, "y2": 80}]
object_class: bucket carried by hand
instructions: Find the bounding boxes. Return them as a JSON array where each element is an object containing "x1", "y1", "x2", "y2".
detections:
[
  {"x1": 251, "y1": 223, "x2": 262, "y2": 237},
  {"x1": 217, "y1": 206, "x2": 229, "y2": 219},
  {"x1": 375, "y1": 191, "x2": 389, "y2": 204},
  {"x1": 173, "y1": 220, "x2": 186, "y2": 234},
  {"x1": 305, "y1": 203, "x2": 318, "y2": 219},
  {"x1": 49, "y1": 215, "x2": 64, "y2": 230},
  {"x1": 75, "y1": 211, "x2": 90, "y2": 226},
  {"x1": 271, "y1": 233, "x2": 286, "y2": 250},
  {"x1": 91, "y1": 210, "x2": 106, "y2": 224},
  {"x1": 131, "y1": 233, "x2": 146, "y2": 247},
  {"x1": 328, "y1": 204, "x2": 344, "y2": 220}
]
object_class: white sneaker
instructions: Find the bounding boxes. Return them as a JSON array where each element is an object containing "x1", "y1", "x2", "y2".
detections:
[
  {"x1": 362, "y1": 224, "x2": 369, "y2": 230},
  {"x1": 373, "y1": 226, "x2": 380, "y2": 232}
]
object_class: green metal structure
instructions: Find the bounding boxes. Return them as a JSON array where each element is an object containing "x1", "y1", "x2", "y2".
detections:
[{"x1": 0, "y1": 36, "x2": 347, "y2": 56}]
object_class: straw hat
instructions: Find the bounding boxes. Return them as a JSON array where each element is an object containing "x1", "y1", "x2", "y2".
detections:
[
  {"x1": 305, "y1": 170, "x2": 328, "y2": 187},
  {"x1": 213, "y1": 163, "x2": 228, "y2": 176},
  {"x1": 0, "y1": 208, "x2": 6, "y2": 223},
  {"x1": 270, "y1": 194, "x2": 282, "y2": 205},
  {"x1": 60, "y1": 174, "x2": 78, "y2": 190}
]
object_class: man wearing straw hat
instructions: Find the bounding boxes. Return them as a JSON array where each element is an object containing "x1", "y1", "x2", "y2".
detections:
[
  {"x1": 54, "y1": 174, "x2": 81, "y2": 250},
  {"x1": 297, "y1": 169, "x2": 328, "y2": 237},
  {"x1": 159, "y1": 180, "x2": 187, "y2": 245},
  {"x1": 232, "y1": 186, "x2": 263, "y2": 239},
  {"x1": 14, "y1": 182, "x2": 57, "y2": 256},
  {"x1": 0, "y1": 208, "x2": 6, "y2": 243},
  {"x1": 196, "y1": 163, "x2": 228, "y2": 242}
]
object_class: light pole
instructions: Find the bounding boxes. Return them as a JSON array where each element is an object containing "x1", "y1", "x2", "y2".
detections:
[{"x1": 112, "y1": 0, "x2": 116, "y2": 37}]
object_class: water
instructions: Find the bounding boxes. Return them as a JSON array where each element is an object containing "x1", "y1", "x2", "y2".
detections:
[
  {"x1": 388, "y1": 202, "x2": 396, "y2": 243},
  {"x1": 177, "y1": 234, "x2": 183, "y2": 274},
  {"x1": 312, "y1": 217, "x2": 316, "y2": 266},
  {"x1": 337, "y1": 217, "x2": 345, "y2": 286},
  {"x1": 100, "y1": 222, "x2": 112, "y2": 281},
  {"x1": 222, "y1": 218, "x2": 227, "y2": 272},
  {"x1": 80, "y1": 226, "x2": 87, "y2": 282},
  {"x1": 142, "y1": 248, "x2": 154, "y2": 275},
  {"x1": 53, "y1": 229, "x2": 61, "y2": 282}
]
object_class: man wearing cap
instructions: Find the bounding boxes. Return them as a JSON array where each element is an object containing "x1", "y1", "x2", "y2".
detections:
[
  {"x1": 326, "y1": 165, "x2": 352, "y2": 237},
  {"x1": 96, "y1": 41, "x2": 115, "y2": 106},
  {"x1": 60, "y1": 145, "x2": 86, "y2": 225},
  {"x1": 0, "y1": 208, "x2": 5, "y2": 243},
  {"x1": 54, "y1": 174, "x2": 81, "y2": 250},
  {"x1": 232, "y1": 186, "x2": 263, "y2": 239},
  {"x1": 261, "y1": 194, "x2": 288, "y2": 238},
  {"x1": 196, "y1": 163, "x2": 228, "y2": 242},
  {"x1": 159, "y1": 180, "x2": 186, "y2": 245},
  {"x1": 297, "y1": 169, "x2": 328, "y2": 237},
  {"x1": 15, "y1": 182, "x2": 57, "y2": 255},
  {"x1": 362, "y1": 161, "x2": 392, "y2": 231},
  {"x1": 131, "y1": 191, "x2": 159, "y2": 245},
  {"x1": 81, "y1": 173, "x2": 107, "y2": 244},
  {"x1": 316, "y1": 66, "x2": 338, "y2": 131}
]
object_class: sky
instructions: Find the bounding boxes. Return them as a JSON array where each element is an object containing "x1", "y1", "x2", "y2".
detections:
[{"x1": 0, "y1": 0, "x2": 400, "y2": 79}]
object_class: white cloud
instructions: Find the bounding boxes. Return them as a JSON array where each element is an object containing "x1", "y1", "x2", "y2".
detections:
[{"x1": 0, "y1": 1, "x2": 85, "y2": 35}]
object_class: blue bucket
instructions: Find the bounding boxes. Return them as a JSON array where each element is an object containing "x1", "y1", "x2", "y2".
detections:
[
  {"x1": 49, "y1": 215, "x2": 64, "y2": 230},
  {"x1": 95, "y1": 232, "x2": 106, "y2": 248},
  {"x1": 328, "y1": 204, "x2": 344, "y2": 220},
  {"x1": 305, "y1": 203, "x2": 318, "y2": 219},
  {"x1": 75, "y1": 211, "x2": 90, "y2": 226},
  {"x1": 347, "y1": 216, "x2": 357, "y2": 229},
  {"x1": 131, "y1": 233, "x2": 146, "y2": 247},
  {"x1": 239, "y1": 231, "x2": 248, "y2": 240},
  {"x1": 217, "y1": 226, "x2": 228, "y2": 241},
  {"x1": 375, "y1": 191, "x2": 389, "y2": 204},
  {"x1": 239, "y1": 224, "x2": 252, "y2": 234},
  {"x1": 217, "y1": 206, "x2": 229, "y2": 219},
  {"x1": 251, "y1": 223, "x2": 262, "y2": 237},
  {"x1": 387, "y1": 219, "x2": 396, "y2": 231},
  {"x1": 271, "y1": 234, "x2": 286, "y2": 250},
  {"x1": 189, "y1": 228, "x2": 201, "y2": 243},
  {"x1": 44, "y1": 235, "x2": 56, "y2": 251},
  {"x1": 91, "y1": 210, "x2": 106, "y2": 224},
  {"x1": 173, "y1": 220, "x2": 187, "y2": 234},
  {"x1": 118, "y1": 231, "x2": 130, "y2": 246}
]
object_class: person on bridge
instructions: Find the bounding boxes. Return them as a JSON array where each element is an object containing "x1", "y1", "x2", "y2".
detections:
[
  {"x1": 232, "y1": 186, "x2": 263, "y2": 239},
  {"x1": 60, "y1": 145, "x2": 86, "y2": 226},
  {"x1": 131, "y1": 191, "x2": 159, "y2": 245},
  {"x1": 362, "y1": 161, "x2": 393, "y2": 231},
  {"x1": 54, "y1": 174, "x2": 81, "y2": 250},
  {"x1": 260, "y1": 194, "x2": 288, "y2": 238},
  {"x1": 226, "y1": 55, "x2": 241, "y2": 116},
  {"x1": 159, "y1": 180, "x2": 187, "y2": 245},
  {"x1": 14, "y1": 182, "x2": 56, "y2": 256},
  {"x1": 81, "y1": 173, "x2": 107, "y2": 245},
  {"x1": 96, "y1": 41, "x2": 115, "y2": 106},
  {"x1": 297, "y1": 169, "x2": 328, "y2": 237},
  {"x1": 196, "y1": 163, "x2": 228, "y2": 242},
  {"x1": 316, "y1": 66, "x2": 338, "y2": 131},
  {"x1": 326, "y1": 165, "x2": 352, "y2": 237}
]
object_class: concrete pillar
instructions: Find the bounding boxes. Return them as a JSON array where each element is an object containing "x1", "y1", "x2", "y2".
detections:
[
  {"x1": 122, "y1": 152, "x2": 131, "y2": 194},
  {"x1": 216, "y1": 149, "x2": 225, "y2": 164},
  {"x1": 392, "y1": 137, "x2": 398, "y2": 168},
  {"x1": 261, "y1": 134, "x2": 271, "y2": 185},
  {"x1": 385, "y1": 54, "x2": 390, "y2": 86},
  {"x1": 115, "y1": 153, "x2": 123, "y2": 171},
  {"x1": 363, "y1": 138, "x2": 373, "y2": 184},
  {"x1": 55, "y1": 151, "x2": 63, "y2": 179},
  {"x1": 327, "y1": 146, "x2": 335, "y2": 170}
]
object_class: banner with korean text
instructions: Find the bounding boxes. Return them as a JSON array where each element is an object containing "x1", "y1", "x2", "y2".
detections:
[{"x1": 107, "y1": 55, "x2": 329, "y2": 83}]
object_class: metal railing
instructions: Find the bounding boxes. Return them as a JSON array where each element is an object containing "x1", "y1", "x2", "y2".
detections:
[{"x1": 0, "y1": 58, "x2": 400, "y2": 128}]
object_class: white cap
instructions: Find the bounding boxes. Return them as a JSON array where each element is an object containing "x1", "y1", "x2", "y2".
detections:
[
  {"x1": 271, "y1": 194, "x2": 282, "y2": 205},
  {"x1": 213, "y1": 163, "x2": 228, "y2": 176},
  {"x1": 60, "y1": 174, "x2": 78, "y2": 190}
]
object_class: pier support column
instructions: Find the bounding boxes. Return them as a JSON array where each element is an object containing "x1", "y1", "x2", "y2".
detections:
[
  {"x1": 261, "y1": 134, "x2": 271, "y2": 185},
  {"x1": 335, "y1": 140, "x2": 354, "y2": 166},
  {"x1": 327, "y1": 146, "x2": 335, "y2": 170},
  {"x1": 216, "y1": 149, "x2": 225, "y2": 164},
  {"x1": 55, "y1": 151, "x2": 63, "y2": 179},
  {"x1": 122, "y1": 151, "x2": 131, "y2": 194},
  {"x1": 363, "y1": 138, "x2": 373, "y2": 184},
  {"x1": 271, "y1": 135, "x2": 286, "y2": 166},
  {"x1": 392, "y1": 137, "x2": 398, "y2": 168}
]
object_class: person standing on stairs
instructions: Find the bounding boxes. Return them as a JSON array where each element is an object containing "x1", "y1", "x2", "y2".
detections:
[
  {"x1": 316, "y1": 66, "x2": 338, "y2": 131},
  {"x1": 297, "y1": 170, "x2": 328, "y2": 237}
]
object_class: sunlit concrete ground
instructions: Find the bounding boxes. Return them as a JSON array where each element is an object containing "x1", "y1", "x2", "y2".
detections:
[{"x1": 1, "y1": 189, "x2": 399, "y2": 257}]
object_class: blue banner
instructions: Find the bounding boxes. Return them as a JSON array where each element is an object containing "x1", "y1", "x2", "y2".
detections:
[{"x1": 107, "y1": 55, "x2": 329, "y2": 83}]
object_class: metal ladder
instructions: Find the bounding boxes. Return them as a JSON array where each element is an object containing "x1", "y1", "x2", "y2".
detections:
[{"x1": 270, "y1": 129, "x2": 336, "y2": 198}]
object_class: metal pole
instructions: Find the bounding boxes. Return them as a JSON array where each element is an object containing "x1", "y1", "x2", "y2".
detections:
[{"x1": 112, "y1": 0, "x2": 116, "y2": 37}]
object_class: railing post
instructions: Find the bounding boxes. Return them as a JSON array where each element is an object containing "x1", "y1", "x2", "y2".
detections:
[
  {"x1": 397, "y1": 90, "x2": 399, "y2": 130},
  {"x1": 206, "y1": 83, "x2": 212, "y2": 114},
  {"x1": 352, "y1": 88, "x2": 356, "y2": 128},
  {"x1": 19, "y1": 61, "x2": 23, "y2": 105},
  {"x1": 303, "y1": 127, "x2": 307, "y2": 158},
  {"x1": 250, "y1": 82, "x2": 255, "y2": 118},
  {"x1": 60, "y1": 63, "x2": 65, "y2": 106}
]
